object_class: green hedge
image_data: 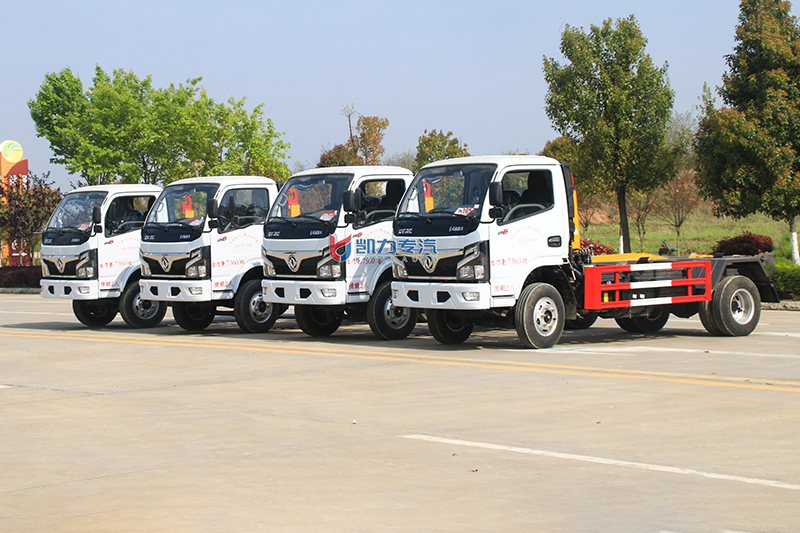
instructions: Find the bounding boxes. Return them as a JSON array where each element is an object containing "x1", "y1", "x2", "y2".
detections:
[{"x1": 772, "y1": 262, "x2": 800, "y2": 296}]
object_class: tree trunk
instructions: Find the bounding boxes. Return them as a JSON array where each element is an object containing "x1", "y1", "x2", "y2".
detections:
[
  {"x1": 791, "y1": 215, "x2": 800, "y2": 266},
  {"x1": 616, "y1": 185, "x2": 631, "y2": 254}
]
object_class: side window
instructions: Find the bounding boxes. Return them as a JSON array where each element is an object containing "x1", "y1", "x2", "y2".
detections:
[
  {"x1": 499, "y1": 169, "x2": 554, "y2": 224},
  {"x1": 356, "y1": 179, "x2": 406, "y2": 225},
  {"x1": 105, "y1": 195, "x2": 155, "y2": 236},
  {"x1": 218, "y1": 188, "x2": 271, "y2": 232}
]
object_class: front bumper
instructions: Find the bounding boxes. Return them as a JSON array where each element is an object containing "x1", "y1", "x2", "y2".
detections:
[
  {"x1": 262, "y1": 279, "x2": 349, "y2": 306},
  {"x1": 139, "y1": 279, "x2": 223, "y2": 302},
  {"x1": 41, "y1": 279, "x2": 107, "y2": 300},
  {"x1": 390, "y1": 281, "x2": 492, "y2": 310}
]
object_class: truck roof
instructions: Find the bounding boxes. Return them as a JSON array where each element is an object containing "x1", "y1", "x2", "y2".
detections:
[
  {"x1": 65, "y1": 183, "x2": 162, "y2": 195},
  {"x1": 420, "y1": 155, "x2": 561, "y2": 170},
  {"x1": 163, "y1": 175, "x2": 278, "y2": 187},
  {"x1": 292, "y1": 166, "x2": 412, "y2": 178}
]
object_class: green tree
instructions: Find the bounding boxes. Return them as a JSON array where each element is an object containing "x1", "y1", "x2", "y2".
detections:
[
  {"x1": 543, "y1": 15, "x2": 676, "y2": 253},
  {"x1": 415, "y1": 129, "x2": 470, "y2": 170},
  {"x1": 29, "y1": 66, "x2": 290, "y2": 185},
  {"x1": 317, "y1": 106, "x2": 389, "y2": 167},
  {"x1": 694, "y1": 1, "x2": 800, "y2": 265},
  {"x1": 317, "y1": 143, "x2": 365, "y2": 168},
  {"x1": 0, "y1": 172, "x2": 63, "y2": 266}
]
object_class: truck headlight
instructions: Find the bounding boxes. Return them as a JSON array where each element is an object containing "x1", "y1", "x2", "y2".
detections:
[
  {"x1": 392, "y1": 256, "x2": 408, "y2": 279},
  {"x1": 185, "y1": 246, "x2": 210, "y2": 279},
  {"x1": 76, "y1": 250, "x2": 97, "y2": 279},
  {"x1": 316, "y1": 254, "x2": 343, "y2": 279},
  {"x1": 456, "y1": 242, "x2": 488, "y2": 281},
  {"x1": 139, "y1": 249, "x2": 151, "y2": 276},
  {"x1": 261, "y1": 247, "x2": 276, "y2": 277}
]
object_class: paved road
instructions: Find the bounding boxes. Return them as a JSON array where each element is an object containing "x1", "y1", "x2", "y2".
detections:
[{"x1": 1, "y1": 294, "x2": 798, "y2": 532}]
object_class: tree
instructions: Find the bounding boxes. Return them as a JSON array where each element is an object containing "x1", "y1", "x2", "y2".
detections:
[
  {"x1": 0, "y1": 172, "x2": 62, "y2": 265},
  {"x1": 317, "y1": 143, "x2": 365, "y2": 168},
  {"x1": 383, "y1": 150, "x2": 416, "y2": 171},
  {"x1": 317, "y1": 106, "x2": 390, "y2": 167},
  {"x1": 694, "y1": 1, "x2": 800, "y2": 265},
  {"x1": 415, "y1": 129, "x2": 470, "y2": 170},
  {"x1": 543, "y1": 15, "x2": 676, "y2": 253},
  {"x1": 29, "y1": 66, "x2": 291, "y2": 185},
  {"x1": 658, "y1": 168, "x2": 701, "y2": 254}
]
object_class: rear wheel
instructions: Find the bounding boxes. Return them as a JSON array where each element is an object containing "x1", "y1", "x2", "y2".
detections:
[
  {"x1": 615, "y1": 316, "x2": 641, "y2": 333},
  {"x1": 367, "y1": 281, "x2": 418, "y2": 340},
  {"x1": 172, "y1": 302, "x2": 215, "y2": 331},
  {"x1": 294, "y1": 305, "x2": 343, "y2": 337},
  {"x1": 515, "y1": 283, "x2": 565, "y2": 349},
  {"x1": 427, "y1": 309, "x2": 474, "y2": 345},
  {"x1": 630, "y1": 309, "x2": 670, "y2": 333},
  {"x1": 565, "y1": 314, "x2": 597, "y2": 330},
  {"x1": 119, "y1": 282, "x2": 167, "y2": 328},
  {"x1": 712, "y1": 275, "x2": 761, "y2": 336},
  {"x1": 698, "y1": 300, "x2": 723, "y2": 335},
  {"x1": 234, "y1": 279, "x2": 281, "y2": 333},
  {"x1": 73, "y1": 300, "x2": 117, "y2": 327}
]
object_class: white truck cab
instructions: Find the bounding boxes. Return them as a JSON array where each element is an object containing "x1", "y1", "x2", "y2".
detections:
[
  {"x1": 40, "y1": 184, "x2": 166, "y2": 328},
  {"x1": 139, "y1": 176, "x2": 281, "y2": 332},
  {"x1": 261, "y1": 166, "x2": 416, "y2": 339}
]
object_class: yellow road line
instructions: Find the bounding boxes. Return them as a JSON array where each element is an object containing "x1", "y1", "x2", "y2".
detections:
[{"x1": 2, "y1": 329, "x2": 799, "y2": 393}]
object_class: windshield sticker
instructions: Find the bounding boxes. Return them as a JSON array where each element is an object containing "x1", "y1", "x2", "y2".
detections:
[
  {"x1": 455, "y1": 206, "x2": 477, "y2": 216},
  {"x1": 320, "y1": 211, "x2": 337, "y2": 221}
]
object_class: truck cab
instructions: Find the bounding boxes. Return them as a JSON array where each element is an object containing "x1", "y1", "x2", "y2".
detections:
[
  {"x1": 138, "y1": 176, "x2": 280, "y2": 332},
  {"x1": 261, "y1": 166, "x2": 415, "y2": 339},
  {"x1": 40, "y1": 184, "x2": 166, "y2": 328}
]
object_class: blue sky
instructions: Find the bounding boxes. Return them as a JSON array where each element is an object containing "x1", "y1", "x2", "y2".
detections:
[{"x1": 2, "y1": 1, "x2": 769, "y2": 190}]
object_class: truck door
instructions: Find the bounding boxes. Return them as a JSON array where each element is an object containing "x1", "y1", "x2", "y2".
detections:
[
  {"x1": 490, "y1": 168, "x2": 568, "y2": 298},
  {"x1": 101, "y1": 194, "x2": 157, "y2": 292}
]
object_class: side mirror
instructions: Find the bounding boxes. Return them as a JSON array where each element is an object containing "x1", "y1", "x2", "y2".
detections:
[
  {"x1": 92, "y1": 206, "x2": 103, "y2": 234},
  {"x1": 489, "y1": 182, "x2": 504, "y2": 207},
  {"x1": 207, "y1": 199, "x2": 219, "y2": 219},
  {"x1": 342, "y1": 190, "x2": 362, "y2": 213}
]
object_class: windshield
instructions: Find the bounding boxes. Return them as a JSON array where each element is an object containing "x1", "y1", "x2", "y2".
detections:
[
  {"x1": 145, "y1": 183, "x2": 219, "y2": 227},
  {"x1": 47, "y1": 191, "x2": 108, "y2": 231},
  {"x1": 269, "y1": 174, "x2": 353, "y2": 222},
  {"x1": 399, "y1": 164, "x2": 496, "y2": 217}
]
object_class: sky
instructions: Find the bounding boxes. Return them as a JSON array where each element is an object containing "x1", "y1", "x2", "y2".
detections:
[{"x1": 2, "y1": 0, "x2": 774, "y2": 191}]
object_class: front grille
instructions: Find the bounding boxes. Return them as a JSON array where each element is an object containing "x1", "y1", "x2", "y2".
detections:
[
  {"x1": 267, "y1": 251, "x2": 322, "y2": 278},
  {"x1": 396, "y1": 250, "x2": 464, "y2": 281},
  {"x1": 42, "y1": 256, "x2": 79, "y2": 278},
  {"x1": 141, "y1": 253, "x2": 191, "y2": 278}
]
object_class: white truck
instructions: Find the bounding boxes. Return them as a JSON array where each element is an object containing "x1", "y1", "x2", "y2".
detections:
[
  {"x1": 390, "y1": 155, "x2": 779, "y2": 348},
  {"x1": 260, "y1": 166, "x2": 416, "y2": 339},
  {"x1": 40, "y1": 184, "x2": 167, "y2": 328},
  {"x1": 138, "y1": 176, "x2": 281, "y2": 332}
]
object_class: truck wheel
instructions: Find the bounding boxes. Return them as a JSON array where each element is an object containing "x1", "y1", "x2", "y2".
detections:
[
  {"x1": 427, "y1": 309, "x2": 474, "y2": 345},
  {"x1": 629, "y1": 309, "x2": 670, "y2": 333},
  {"x1": 119, "y1": 282, "x2": 167, "y2": 328},
  {"x1": 172, "y1": 302, "x2": 215, "y2": 331},
  {"x1": 367, "y1": 281, "x2": 418, "y2": 340},
  {"x1": 295, "y1": 305, "x2": 343, "y2": 337},
  {"x1": 712, "y1": 275, "x2": 761, "y2": 336},
  {"x1": 515, "y1": 283, "x2": 565, "y2": 349},
  {"x1": 565, "y1": 314, "x2": 597, "y2": 330},
  {"x1": 698, "y1": 300, "x2": 723, "y2": 335},
  {"x1": 73, "y1": 300, "x2": 117, "y2": 327},
  {"x1": 234, "y1": 279, "x2": 281, "y2": 333}
]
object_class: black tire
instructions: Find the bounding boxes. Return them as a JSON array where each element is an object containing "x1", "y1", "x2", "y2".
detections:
[
  {"x1": 630, "y1": 309, "x2": 670, "y2": 333},
  {"x1": 698, "y1": 300, "x2": 723, "y2": 335},
  {"x1": 294, "y1": 305, "x2": 343, "y2": 337},
  {"x1": 565, "y1": 314, "x2": 597, "y2": 330},
  {"x1": 119, "y1": 282, "x2": 167, "y2": 328},
  {"x1": 73, "y1": 300, "x2": 117, "y2": 327},
  {"x1": 515, "y1": 283, "x2": 565, "y2": 349},
  {"x1": 615, "y1": 316, "x2": 642, "y2": 333},
  {"x1": 712, "y1": 275, "x2": 761, "y2": 337},
  {"x1": 172, "y1": 302, "x2": 216, "y2": 331},
  {"x1": 234, "y1": 279, "x2": 281, "y2": 333},
  {"x1": 367, "y1": 281, "x2": 418, "y2": 340},
  {"x1": 427, "y1": 309, "x2": 474, "y2": 345}
]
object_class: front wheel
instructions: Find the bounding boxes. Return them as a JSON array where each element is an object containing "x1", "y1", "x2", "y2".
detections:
[
  {"x1": 234, "y1": 279, "x2": 282, "y2": 333},
  {"x1": 294, "y1": 305, "x2": 343, "y2": 337},
  {"x1": 119, "y1": 282, "x2": 167, "y2": 328},
  {"x1": 712, "y1": 275, "x2": 761, "y2": 336},
  {"x1": 427, "y1": 309, "x2": 474, "y2": 345},
  {"x1": 172, "y1": 302, "x2": 216, "y2": 331},
  {"x1": 515, "y1": 283, "x2": 565, "y2": 349},
  {"x1": 367, "y1": 281, "x2": 418, "y2": 340},
  {"x1": 73, "y1": 300, "x2": 117, "y2": 327}
]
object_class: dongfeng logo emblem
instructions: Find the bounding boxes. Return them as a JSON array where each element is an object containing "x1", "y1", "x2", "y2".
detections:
[
  {"x1": 161, "y1": 256, "x2": 171, "y2": 272},
  {"x1": 287, "y1": 255, "x2": 300, "y2": 272},
  {"x1": 421, "y1": 254, "x2": 438, "y2": 273},
  {"x1": 56, "y1": 258, "x2": 65, "y2": 273}
]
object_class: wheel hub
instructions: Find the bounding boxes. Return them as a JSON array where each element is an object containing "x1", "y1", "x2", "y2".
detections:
[
  {"x1": 533, "y1": 297, "x2": 558, "y2": 337},
  {"x1": 383, "y1": 297, "x2": 409, "y2": 329},
  {"x1": 730, "y1": 288, "x2": 755, "y2": 324},
  {"x1": 249, "y1": 292, "x2": 273, "y2": 323}
]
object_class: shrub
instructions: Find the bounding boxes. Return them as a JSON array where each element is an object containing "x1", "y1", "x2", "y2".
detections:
[
  {"x1": 711, "y1": 231, "x2": 773, "y2": 256},
  {"x1": 582, "y1": 239, "x2": 614, "y2": 255},
  {"x1": 772, "y1": 262, "x2": 800, "y2": 296},
  {"x1": 0, "y1": 266, "x2": 42, "y2": 288}
]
